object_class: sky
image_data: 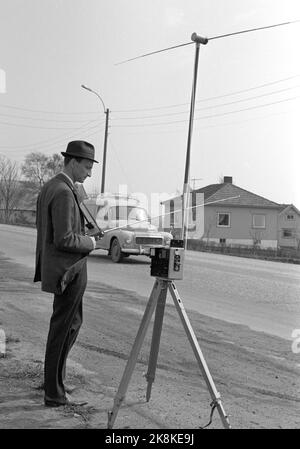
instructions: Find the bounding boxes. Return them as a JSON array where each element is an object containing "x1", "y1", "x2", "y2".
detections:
[{"x1": 0, "y1": 0, "x2": 299, "y2": 209}]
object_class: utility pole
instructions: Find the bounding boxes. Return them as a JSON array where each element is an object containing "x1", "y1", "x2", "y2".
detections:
[
  {"x1": 101, "y1": 108, "x2": 109, "y2": 194},
  {"x1": 81, "y1": 84, "x2": 109, "y2": 194}
]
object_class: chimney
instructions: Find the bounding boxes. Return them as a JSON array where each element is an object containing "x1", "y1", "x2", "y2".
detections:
[{"x1": 223, "y1": 176, "x2": 232, "y2": 184}]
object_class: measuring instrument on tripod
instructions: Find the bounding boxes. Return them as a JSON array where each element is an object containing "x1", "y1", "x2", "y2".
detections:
[
  {"x1": 107, "y1": 20, "x2": 298, "y2": 429},
  {"x1": 107, "y1": 32, "x2": 231, "y2": 430},
  {"x1": 107, "y1": 237, "x2": 231, "y2": 429}
]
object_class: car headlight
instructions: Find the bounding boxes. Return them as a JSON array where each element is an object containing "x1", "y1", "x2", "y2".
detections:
[{"x1": 125, "y1": 234, "x2": 133, "y2": 244}]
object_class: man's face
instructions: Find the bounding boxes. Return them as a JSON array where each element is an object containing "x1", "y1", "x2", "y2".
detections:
[{"x1": 72, "y1": 158, "x2": 93, "y2": 183}]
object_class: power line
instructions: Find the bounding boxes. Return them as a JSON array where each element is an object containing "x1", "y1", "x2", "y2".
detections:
[
  {"x1": 0, "y1": 120, "x2": 96, "y2": 130},
  {"x1": 196, "y1": 96, "x2": 299, "y2": 121},
  {"x1": 28, "y1": 126, "x2": 103, "y2": 153},
  {"x1": 112, "y1": 75, "x2": 300, "y2": 113},
  {"x1": 113, "y1": 108, "x2": 296, "y2": 136},
  {"x1": 111, "y1": 85, "x2": 300, "y2": 121},
  {"x1": 115, "y1": 20, "x2": 300, "y2": 65},
  {"x1": 1, "y1": 81, "x2": 297, "y2": 129},
  {"x1": 0, "y1": 127, "x2": 103, "y2": 156},
  {"x1": 0, "y1": 121, "x2": 102, "y2": 150},
  {"x1": 0, "y1": 103, "x2": 100, "y2": 116},
  {"x1": 112, "y1": 96, "x2": 299, "y2": 128},
  {"x1": 0, "y1": 111, "x2": 100, "y2": 124},
  {"x1": 1, "y1": 74, "x2": 298, "y2": 120}
]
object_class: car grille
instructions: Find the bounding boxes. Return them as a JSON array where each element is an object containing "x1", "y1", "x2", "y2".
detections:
[{"x1": 135, "y1": 237, "x2": 163, "y2": 245}]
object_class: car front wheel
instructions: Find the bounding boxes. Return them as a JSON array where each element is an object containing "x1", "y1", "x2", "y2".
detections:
[{"x1": 110, "y1": 239, "x2": 123, "y2": 263}]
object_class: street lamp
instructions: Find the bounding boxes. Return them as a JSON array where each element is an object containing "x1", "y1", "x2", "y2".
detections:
[{"x1": 81, "y1": 84, "x2": 109, "y2": 194}]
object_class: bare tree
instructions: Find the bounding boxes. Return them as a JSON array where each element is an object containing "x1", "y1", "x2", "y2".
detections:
[
  {"x1": 0, "y1": 156, "x2": 24, "y2": 223},
  {"x1": 249, "y1": 229, "x2": 262, "y2": 248},
  {"x1": 203, "y1": 217, "x2": 215, "y2": 245},
  {"x1": 46, "y1": 153, "x2": 64, "y2": 179},
  {"x1": 21, "y1": 152, "x2": 63, "y2": 191},
  {"x1": 21, "y1": 152, "x2": 48, "y2": 188}
]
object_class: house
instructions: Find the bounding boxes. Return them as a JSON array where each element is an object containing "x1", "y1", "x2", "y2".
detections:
[
  {"x1": 162, "y1": 176, "x2": 300, "y2": 250},
  {"x1": 277, "y1": 204, "x2": 300, "y2": 249}
]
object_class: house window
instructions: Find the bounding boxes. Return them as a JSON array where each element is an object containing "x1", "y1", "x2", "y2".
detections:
[
  {"x1": 219, "y1": 238, "x2": 226, "y2": 244},
  {"x1": 286, "y1": 214, "x2": 295, "y2": 220},
  {"x1": 252, "y1": 214, "x2": 265, "y2": 229},
  {"x1": 217, "y1": 212, "x2": 230, "y2": 227},
  {"x1": 282, "y1": 229, "x2": 294, "y2": 238}
]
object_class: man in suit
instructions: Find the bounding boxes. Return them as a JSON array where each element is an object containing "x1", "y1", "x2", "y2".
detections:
[{"x1": 34, "y1": 140, "x2": 102, "y2": 407}]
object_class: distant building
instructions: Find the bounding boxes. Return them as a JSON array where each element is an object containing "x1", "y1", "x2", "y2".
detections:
[
  {"x1": 162, "y1": 176, "x2": 300, "y2": 250},
  {"x1": 277, "y1": 204, "x2": 300, "y2": 249}
]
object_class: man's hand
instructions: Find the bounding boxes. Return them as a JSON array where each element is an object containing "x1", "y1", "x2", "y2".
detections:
[
  {"x1": 94, "y1": 229, "x2": 105, "y2": 249},
  {"x1": 94, "y1": 229, "x2": 104, "y2": 240},
  {"x1": 89, "y1": 229, "x2": 105, "y2": 250}
]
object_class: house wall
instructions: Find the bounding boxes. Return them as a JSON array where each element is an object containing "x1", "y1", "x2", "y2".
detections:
[
  {"x1": 277, "y1": 210, "x2": 300, "y2": 248},
  {"x1": 163, "y1": 199, "x2": 279, "y2": 248},
  {"x1": 160, "y1": 196, "x2": 300, "y2": 250},
  {"x1": 200, "y1": 206, "x2": 278, "y2": 248}
]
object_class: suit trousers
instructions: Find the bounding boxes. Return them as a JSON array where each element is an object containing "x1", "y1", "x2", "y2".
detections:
[{"x1": 44, "y1": 261, "x2": 87, "y2": 402}]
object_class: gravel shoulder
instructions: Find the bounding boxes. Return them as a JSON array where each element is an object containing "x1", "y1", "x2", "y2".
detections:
[{"x1": 0, "y1": 252, "x2": 299, "y2": 429}]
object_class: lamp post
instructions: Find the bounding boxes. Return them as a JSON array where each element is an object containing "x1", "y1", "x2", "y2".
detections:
[{"x1": 81, "y1": 84, "x2": 109, "y2": 194}]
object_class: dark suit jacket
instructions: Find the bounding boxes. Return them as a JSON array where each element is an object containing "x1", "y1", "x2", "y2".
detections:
[{"x1": 34, "y1": 173, "x2": 94, "y2": 294}]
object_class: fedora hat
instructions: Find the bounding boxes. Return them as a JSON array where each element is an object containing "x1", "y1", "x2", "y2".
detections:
[{"x1": 61, "y1": 140, "x2": 99, "y2": 163}]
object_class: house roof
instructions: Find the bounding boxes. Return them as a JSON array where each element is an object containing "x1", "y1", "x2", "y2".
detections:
[
  {"x1": 278, "y1": 204, "x2": 300, "y2": 216},
  {"x1": 194, "y1": 183, "x2": 280, "y2": 208},
  {"x1": 162, "y1": 182, "x2": 281, "y2": 209}
]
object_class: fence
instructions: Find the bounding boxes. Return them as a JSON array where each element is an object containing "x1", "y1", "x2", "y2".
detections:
[
  {"x1": 186, "y1": 239, "x2": 300, "y2": 264},
  {"x1": 0, "y1": 209, "x2": 36, "y2": 226}
]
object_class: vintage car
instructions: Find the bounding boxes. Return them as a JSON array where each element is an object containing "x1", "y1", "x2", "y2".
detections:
[{"x1": 84, "y1": 194, "x2": 173, "y2": 263}]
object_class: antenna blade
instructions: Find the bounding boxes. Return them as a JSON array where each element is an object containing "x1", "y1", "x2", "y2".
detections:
[
  {"x1": 115, "y1": 41, "x2": 193, "y2": 65},
  {"x1": 115, "y1": 20, "x2": 300, "y2": 65},
  {"x1": 208, "y1": 20, "x2": 300, "y2": 41}
]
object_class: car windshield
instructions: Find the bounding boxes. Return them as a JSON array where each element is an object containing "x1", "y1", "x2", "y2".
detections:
[{"x1": 110, "y1": 206, "x2": 149, "y2": 223}]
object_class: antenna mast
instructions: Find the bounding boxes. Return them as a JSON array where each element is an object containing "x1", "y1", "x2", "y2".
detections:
[{"x1": 181, "y1": 33, "x2": 208, "y2": 246}]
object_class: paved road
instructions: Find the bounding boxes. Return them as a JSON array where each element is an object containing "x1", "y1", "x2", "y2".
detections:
[{"x1": 1, "y1": 224, "x2": 299, "y2": 340}]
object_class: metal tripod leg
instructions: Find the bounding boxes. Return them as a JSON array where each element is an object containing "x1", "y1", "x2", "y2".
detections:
[
  {"x1": 145, "y1": 279, "x2": 168, "y2": 401},
  {"x1": 107, "y1": 279, "x2": 162, "y2": 429},
  {"x1": 168, "y1": 281, "x2": 231, "y2": 429}
]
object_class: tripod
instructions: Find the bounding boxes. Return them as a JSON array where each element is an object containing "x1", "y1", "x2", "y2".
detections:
[{"x1": 107, "y1": 277, "x2": 231, "y2": 429}]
